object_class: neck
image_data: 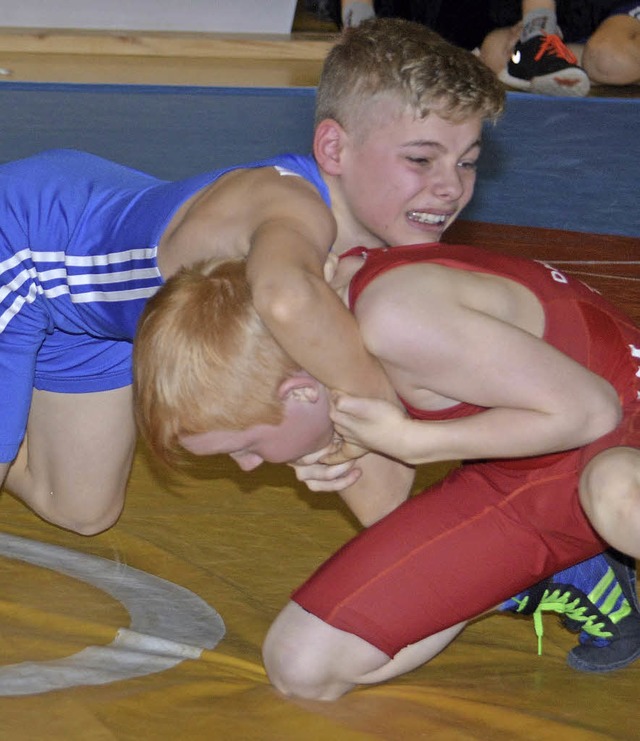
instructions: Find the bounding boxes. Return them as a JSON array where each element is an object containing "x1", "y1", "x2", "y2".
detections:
[
  {"x1": 325, "y1": 177, "x2": 385, "y2": 256},
  {"x1": 330, "y1": 253, "x2": 366, "y2": 305}
]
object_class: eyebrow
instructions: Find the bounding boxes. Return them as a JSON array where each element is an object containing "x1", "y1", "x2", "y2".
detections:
[{"x1": 402, "y1": 139, "x2": 482, "y2": 153}]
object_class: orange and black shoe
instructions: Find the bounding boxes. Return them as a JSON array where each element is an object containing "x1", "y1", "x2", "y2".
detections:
[{"x1": 499, "y1": 33, "x2": 590, "y2": 97}]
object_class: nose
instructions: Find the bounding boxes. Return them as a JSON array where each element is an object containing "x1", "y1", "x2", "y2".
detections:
[
  {"x1": 230, "y1": 452, "x2": 263, "y2": 471},
  {"x1": 431, "y1": 163, "x2": 464, "y2": 201}
]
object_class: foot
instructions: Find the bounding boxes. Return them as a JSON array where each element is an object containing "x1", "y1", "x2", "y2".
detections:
[
  {"x1": 499, "y1": 33, "x2": 590, "y2": 97},
  {"x1": 566, "y1": 550, "x2": 640, "y2": 673},
  {"x1": 499, "y1": 550, "x2": 640, "y2": 672}
]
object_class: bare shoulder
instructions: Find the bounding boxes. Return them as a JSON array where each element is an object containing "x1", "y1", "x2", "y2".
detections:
[
  {"x1": 159, "y1": 164, "x2": 332, "y2": 274},
  {"x1": 353, "y1": 262, "x2": 452, "y2": 356},
  {"x1": 231, "y1": 166, "x2": 327, "y2": 210},
  {"x1": 189, "y1": 165, "x2": 324, "y2": 216},
  {"x1": 355, "y1": 261, "x2": 455, "y2": 315},
  {"x1": 353, "y1": 258, "x2": 546, "y2": 357}
]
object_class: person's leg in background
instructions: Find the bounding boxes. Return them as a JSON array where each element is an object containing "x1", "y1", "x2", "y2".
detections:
[
  {"x1": 580, "y1": 6, "x2": 640, "y2": 85},
  {"x1": 481, "y1": 0, "x2": 591, "y2": 96},
  {"x1": 341, "y1": 0, "x2": 375, "y2": 27}
]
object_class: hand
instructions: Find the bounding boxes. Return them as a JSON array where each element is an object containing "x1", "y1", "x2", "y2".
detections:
[
  {"x1": 318, "y1": 434, "x2": 369, "y2": 465},
  {"x1": 290, "y1": 440, "x2": 362, "y2": 492},
  {"x1": 330, "y1": 392, "x2": 412, "y2": 460},
  {"x1": 323, "y1": 252, "x2": 339, "y2": 282}
]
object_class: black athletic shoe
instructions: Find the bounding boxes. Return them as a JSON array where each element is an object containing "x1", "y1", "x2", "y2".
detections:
[
  {"x1": 499, "y1": 550, "x2": 640, "y2": 673},
  {"x1": 566, "y1": 550, "x2": 640, "y2": 673},
  {"x1": 499, "y1": 33, "x2": 590, "y2": 97}
]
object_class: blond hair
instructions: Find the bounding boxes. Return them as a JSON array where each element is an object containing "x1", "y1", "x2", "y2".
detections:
[
  {"x1": 315, "y1": 17, "x2": 505, "y2": 131},
  {"x1": 133, "y1": 258, "x2": 296, "y2": 465}
]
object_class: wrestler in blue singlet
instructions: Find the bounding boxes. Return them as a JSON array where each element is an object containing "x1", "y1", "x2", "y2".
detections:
[{"x1": 0, "y1": 148, "x2": 329, "y2": 461}]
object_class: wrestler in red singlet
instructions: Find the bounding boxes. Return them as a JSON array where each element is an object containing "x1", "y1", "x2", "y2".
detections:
[{"x1": 293, "y1": 243, "x2": 640, "y2": 657}]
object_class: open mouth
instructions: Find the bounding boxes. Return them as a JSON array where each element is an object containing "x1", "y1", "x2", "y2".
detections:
[{"x1": 407, "y1": 210, "x2": 449, "y2": 226}]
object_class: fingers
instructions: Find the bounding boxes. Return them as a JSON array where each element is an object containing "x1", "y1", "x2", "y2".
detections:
[
  {"x1": 294, "y1": 437, "x2": 342, "y2": 466},
  {"x1": 320, "y1": 441, "x2": 368, "y2": 464},
  {"x1": 291, "y1": 459, "x2": 362, "y2": 492},
  {"x1": 330, "y1": 390, "x2": 366, "y2": 417}
]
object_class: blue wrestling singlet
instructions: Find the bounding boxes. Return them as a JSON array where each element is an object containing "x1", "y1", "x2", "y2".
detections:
[{"x1": 0, "y1": 148, "x2": 329, "y2": 461}]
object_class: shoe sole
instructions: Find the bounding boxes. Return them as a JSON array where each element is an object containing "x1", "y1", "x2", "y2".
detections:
[
  {"x1": 531, "y1": 69, "x2": 590, "y2": 97},
  {"x1": 567, "y1": 618, "x2": 640, "y2": 673},
  {"x1": 498, "y1": 69, "x2": 532, "y2": 91},
  {"x1": 567, "y1": 551, "x2": 640, "y2": 673},
  {"x1": 498, "y1": 67, "x2": 590, "y2": 97}
]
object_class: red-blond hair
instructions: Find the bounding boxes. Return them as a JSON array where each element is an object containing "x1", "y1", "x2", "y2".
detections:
[{"x1": 133, "y1": 258, "x2": 297, "y2": 465}]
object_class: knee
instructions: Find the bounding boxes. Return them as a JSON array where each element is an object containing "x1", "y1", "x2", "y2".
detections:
[
  {"x1": 582, "y1": 35, "x2": 639, "y2": 85},
  {"x1": 68, "y1": 498, "x2": 124, "y2": 535},
  {"x1": 36, "y1": 483, "x2": 125, "y2": 535},
  {"x1": 580, "y1": 447, "x2": 640, "y2": 529},
  {"x1": 262, "y1": 622, "x2": 342, "y2": 701},
  {"x1": 262, "y1": 602, "x2": 384, "y2": 701}
]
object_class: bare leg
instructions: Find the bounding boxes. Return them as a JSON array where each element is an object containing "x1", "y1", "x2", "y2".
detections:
[
  {"x1": 478, "y1": 25, "x2": 523, "y2": 75},
  {"x1": 262, "y1": 601, "x2": 465, "y2": 701},
  {"x1": 2, "y1": 386, "x2": 136, "y2": 534},
  {"x1": 579, "y1": 447, "x2": 640, "y2": 559},
  {"x1": 341, "y1": 0, "x2": 375, "y2": 28},
  {"x1": 522, "y1": 0, "x2": 555, "y2": 14},
  {"x1": 582, "y1": 15, "x2": 640, "y2": 86}
]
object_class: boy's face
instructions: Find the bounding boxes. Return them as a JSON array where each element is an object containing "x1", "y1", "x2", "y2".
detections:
[
  {"x1": 325, "y1": 103, "x2": 483, "y2": 249},
  {"x1": 180, "y1": 381, "x2": 334, "y2": 471}
]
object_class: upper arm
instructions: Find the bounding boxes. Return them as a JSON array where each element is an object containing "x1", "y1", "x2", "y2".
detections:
[
  {"x1": 353, "y1": 265, "x2": 618, "y2": 418},
  {"x1": 245, "y1": 172, "x2": 336, "y2": 284}
]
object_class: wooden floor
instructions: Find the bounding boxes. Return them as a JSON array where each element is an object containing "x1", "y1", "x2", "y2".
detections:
[
  {"x1": 0, "y1": 9, "x2": 638, "y2": 740},
  {"x1": 446, "y1": 222, "x2": 640, "y2": 323}
]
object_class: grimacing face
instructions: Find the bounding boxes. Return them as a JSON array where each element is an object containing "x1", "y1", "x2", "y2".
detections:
[
  {"x1": 179, "y1": 380, "x2": 334, "y2": 471},
  {"x1": 333, "y1": 105, "x2": 483, "y2": 247}
]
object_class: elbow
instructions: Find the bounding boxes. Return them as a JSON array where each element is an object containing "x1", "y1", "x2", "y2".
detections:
[
  {"x1": 582, "y1": 383, "x2": 623, "y2": 444},
  {"x1": 252, "y1": 274, "x2": 319, "y2": 328},
  {"x1": 597, "y1": 400, "x2": 623, "y2": 439}
]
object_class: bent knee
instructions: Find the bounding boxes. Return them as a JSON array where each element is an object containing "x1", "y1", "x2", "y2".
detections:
[
  {"x1": 263, "y1": 623, "x2": 346, "y2": 701},
  {"x1": 69, "y1": 503, "x2": 124, "y2": 535},
  {"x1": 262, "y1": 603, "x2": 387, "y2": 701},
  {"x1": 580, "y1": 447, "x2": 640, "y2": 516},
  {"x1": 36, "y1": 484, "x2": 125, "y2": 535},
  {"x1": 582, "y1": 39, "x2": 638, "y2": 85}
]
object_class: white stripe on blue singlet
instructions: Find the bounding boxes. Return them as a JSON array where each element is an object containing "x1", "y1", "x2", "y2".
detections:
[
  {"x1": 29, "y1": 246, "x2": 161, "y2": 303},
  {"x1": 0, "y1": 245, "x2": 161, "y2": 333},
  {"x1": 0, "y1": 284, "x2": 39, "y2": 333}
]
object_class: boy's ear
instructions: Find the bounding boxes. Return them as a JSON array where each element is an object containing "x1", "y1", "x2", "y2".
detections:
[
  {"x1": 277, "y1": 373, "x2": 321, "y2": 403},
  {"x1": 313, "y1": 118, "x2": 346, "y2": 176}
]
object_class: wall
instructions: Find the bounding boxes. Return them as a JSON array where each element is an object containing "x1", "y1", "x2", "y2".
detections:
[{"x1": 0, "y1": 0, "x2": 298, "y2": 35}]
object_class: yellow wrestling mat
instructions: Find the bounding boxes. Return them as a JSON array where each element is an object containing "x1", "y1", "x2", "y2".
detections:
[{"x1": 1, "y1": 448, "x2": 638, "y2": 740}]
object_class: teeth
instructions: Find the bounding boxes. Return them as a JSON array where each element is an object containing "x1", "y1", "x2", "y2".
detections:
[{"x1": 408, "y1": 211, "x2": 447, "y2": 225}]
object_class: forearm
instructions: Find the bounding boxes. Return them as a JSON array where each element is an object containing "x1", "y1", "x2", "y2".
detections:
[
  {"x1": 253, "y1": 268, "x2": 398, "y2": 403},
  {"x1": 339, "y1": 453, "x2": 414, "y2": 527},
  {"x1": 397, "y1": 401, "x2": 621, "y2": 466}
]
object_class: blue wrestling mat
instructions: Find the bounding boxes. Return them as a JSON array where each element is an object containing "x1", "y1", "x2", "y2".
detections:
[{"x1": 0, "y1": 82, "x2": 637, "y2": 237}]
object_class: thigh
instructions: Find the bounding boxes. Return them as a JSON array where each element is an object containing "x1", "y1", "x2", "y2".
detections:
[
  {"x1": 263, "y1": 601, "x2": 466, "y2": 700},
  {"x1": 589, "y1": 10, "x2": 640, "y2": 44},
  {"x1": 293, "y1": 458, "x2": 604, "y2": 657},
  {"x1": 6, "y1": 385, "x2": 136, "y2": 532}
]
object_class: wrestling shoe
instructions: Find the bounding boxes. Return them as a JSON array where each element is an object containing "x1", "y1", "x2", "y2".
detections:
[
  {"x1": 499, "y1": 33, "x2": 590, "y2": 97},
  {"x1": 566, "y1": 550, "x2": 640, "y2": 673},
  {"x1": 499, "y1": 550, "x2": 640, "y2": 672}
]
